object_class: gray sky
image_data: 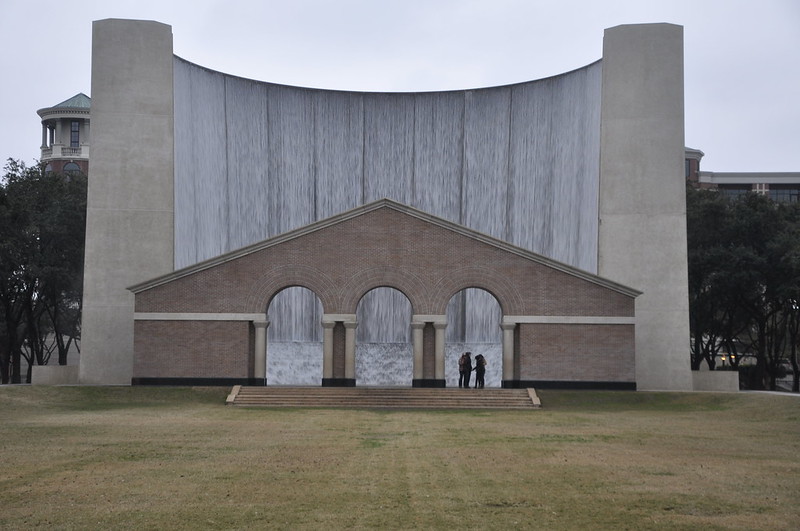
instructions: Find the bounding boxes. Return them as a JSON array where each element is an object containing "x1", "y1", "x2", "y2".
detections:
[{"x1": 2, "y1": 0, "x2": 798, "y2": 172}]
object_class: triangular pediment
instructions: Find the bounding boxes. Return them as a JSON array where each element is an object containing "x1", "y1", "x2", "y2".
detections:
[{"x1": 129, "y1": 199, "x2": 640, "y2": 297}]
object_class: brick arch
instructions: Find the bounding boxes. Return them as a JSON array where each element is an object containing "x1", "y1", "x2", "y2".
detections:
[
  {"x1": 242, "y1": 264, "x2": 341, "y2": 314},
  {"x1": 429, "y1": 266, "x2": 526, "y2": 315},
  {"x1": 339, "y1": 266, "x2": 431, "y2": 315},
  {"x1": 264, "y1": 284, "x2": 324, "y2": 313}
]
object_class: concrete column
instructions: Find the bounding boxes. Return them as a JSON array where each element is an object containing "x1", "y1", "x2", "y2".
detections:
[
  {"x1": 80, "y1": 20, "x2": 174, "y2": 384},
  {"x1": 253, "y1": 319, "x2": 269, "y2": 384},
  {"x1": 322, "y1": 320, "x2": 335, "y2": 379},
  {"x1": 344, "y1": 320, "x2": 358, "y2": 381},
  {"x1": 411, "y1": 321, "x2": 425, "y2": 380},
  {"x1": 54, "y1": 120, "x2": 62, "y2": 145},
  {"x1": 599, "y1": 24, "x2": 692, "y2": 391},
  {"x1": 41, "y1": 124, "x2": 47, "y2": 148},
  {"x1": 434, "y1": 322, "x2": 447, "y2": 381},
  {"x1": 501, "y1": 323, "x2": 516, "y2": 383}
]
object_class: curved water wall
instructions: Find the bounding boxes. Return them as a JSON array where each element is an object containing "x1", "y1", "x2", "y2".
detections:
[{"x1": 173, "y1": 58, "x2": 602, "y2": 349}]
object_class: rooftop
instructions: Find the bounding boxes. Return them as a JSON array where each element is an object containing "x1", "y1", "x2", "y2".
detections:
[
  {"x1": 37, "y1": 93, "x2": 91, "y2": 118},
  {"x1": 51, "y1": 93, "x2": 91, "y2": 109}
]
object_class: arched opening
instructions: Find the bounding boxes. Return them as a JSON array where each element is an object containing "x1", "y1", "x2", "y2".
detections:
[
  {"x1": 355, "y1": 287, "x2": 413, "y2": 386},
  {"x1": 266, "y1": 286, "x2": 324, "y2": 385},
  {"x1": 446, "y1": 288, "x2": 502, "y2": 388},
  {"x1": 63, "y1": 161, "x2": 81, "y2": 175}
]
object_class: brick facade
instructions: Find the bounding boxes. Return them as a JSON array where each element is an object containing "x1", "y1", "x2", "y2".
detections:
[
  {"x1": 518, "y1": 324, "x2": 635, "y2": 385},
  {"x1": 132, "y1": 201, "x2": 638, "y2": 388},
  {"x1": 133, "y1": 321, "x2": 252, "y2": 380}
]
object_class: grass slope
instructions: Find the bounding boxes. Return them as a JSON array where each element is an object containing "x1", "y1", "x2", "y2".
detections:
[{"x1": 1, "y1": 387, "x2": 798, "y2": 530}]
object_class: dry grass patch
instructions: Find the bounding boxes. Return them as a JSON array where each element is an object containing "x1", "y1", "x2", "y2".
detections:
[{"x1": 1, "y1": 386, "x2": 798, "y2": 530}]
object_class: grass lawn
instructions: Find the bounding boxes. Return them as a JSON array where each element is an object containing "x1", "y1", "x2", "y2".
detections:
[{"x1": 1, "y1": 386, "x2": 798, "y2": 530}]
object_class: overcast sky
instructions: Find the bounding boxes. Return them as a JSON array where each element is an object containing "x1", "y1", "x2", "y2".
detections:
[{"x1": 2, "y1": 0, "x2": 798, "y2": 172}]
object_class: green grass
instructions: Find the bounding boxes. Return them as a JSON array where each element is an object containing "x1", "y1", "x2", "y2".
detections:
[{"x1": 1, "y1": 386, "x2": 798, "y2": 530}]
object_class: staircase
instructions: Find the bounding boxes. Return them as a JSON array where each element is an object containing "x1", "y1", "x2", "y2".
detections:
[{"x1": 226, "y1": 386, "x2": 541, "y2": 410}]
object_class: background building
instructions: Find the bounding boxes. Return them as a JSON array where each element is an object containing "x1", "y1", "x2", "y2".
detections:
[
  {"x1": 37, "y1": 93, "x2": 90, "y2": 175},
  {"x1": 686, "y1": 147, "x2": 800, "y2": 202}
]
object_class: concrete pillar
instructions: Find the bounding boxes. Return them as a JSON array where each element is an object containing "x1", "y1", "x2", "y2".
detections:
[
  {"x1": 80, "y1": 20, "x2": 174, "y2": 384},
  {"x1": 41, "y1": 124, "x2": 47, "y2": 148},
  {"x1": 501, "y1": 322, "x2": 516, "y2": 385},
  {"x1": 253, "y1": 319, "x2": 269, "y2": 384},
  {"x1": 322, "y1": 320, "x2": 335, "y2": 379},
  {"x1": 411, "y1": 321, "x2": 425, "y2": 380},
  {"x1": 598, "y1": 24, "x2": 692, "y2": 391},
  {"x1": 344, "y1": 320, "x2": 358, "y2": 381}
]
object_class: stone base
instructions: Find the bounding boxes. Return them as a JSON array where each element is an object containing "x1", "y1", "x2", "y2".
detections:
[
  {"x1": 321, "y1": 378, "x2": 356, "y2": 387},
  {"x1": 31, "y1": 365, "x2": 79, "y2": 385},
  {"x1": 131, "y1": 377, "x2": 259, "y2": 386},
  {"x1": 412, "y1": 379, "x2": 446, "y2": 388},
  {"x1": 692, "y1": 370, "x2": 739, "y2": 392}
]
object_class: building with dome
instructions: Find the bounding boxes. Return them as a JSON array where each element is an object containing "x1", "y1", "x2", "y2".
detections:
[{"x1": 37, "y1": 93, "x2": 90, "y2": 175}]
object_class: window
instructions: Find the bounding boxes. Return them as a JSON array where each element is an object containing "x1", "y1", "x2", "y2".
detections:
[
  {"x1": 70, "y1": 121, "x2": 80, "y2": 148},
  {"x1": 718, "y1": 186, "x2": 750, "y2": 200},
  {"x1": 63, "y1": 162, "x2": 81, "y2": 175},
  {"x1": 769, "y1": 187, "x2": 800, "y2": 203}
]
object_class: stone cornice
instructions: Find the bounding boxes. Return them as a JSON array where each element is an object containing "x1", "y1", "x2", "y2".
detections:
[{"x1": 37, "y1": 108, "x2": 91, "y2": 120}]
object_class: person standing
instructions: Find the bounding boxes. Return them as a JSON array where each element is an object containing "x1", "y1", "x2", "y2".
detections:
[
  {"x1": 474, "y1": 354, "x2": 486, "y2": 389},
  {"x1": 458, "y1": 352, "x2": 472, "y2": 388}
]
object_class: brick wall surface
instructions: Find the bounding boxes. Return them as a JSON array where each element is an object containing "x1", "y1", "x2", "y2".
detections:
[
  {"x1": 134, "y1": 321, "x2": 251, "y2": 378},
  {"x1": 519, "y1": 324, "x2": 635, "y2": 382}
]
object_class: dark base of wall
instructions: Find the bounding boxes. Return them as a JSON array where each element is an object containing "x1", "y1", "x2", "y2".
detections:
[
  {"x1": 412, "y1": 379, "x2": 446, "y2": 388},
  {"x1": 321, "y1": 378, "x2": 356, "y2": 387},
  {"x1": 503, "y1": 380, "x2": 637, "y2": 390},
  {"x1": 132, "y1": 377, "x2": 636, "y2": 391},
  {"x1": 132, "y1": 377, "x2": 263, "y2": 386}
]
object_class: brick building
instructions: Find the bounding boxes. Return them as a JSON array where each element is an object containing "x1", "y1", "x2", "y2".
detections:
[{"x1": 130, "y1": 200, "x2": 639, "y2": 389}]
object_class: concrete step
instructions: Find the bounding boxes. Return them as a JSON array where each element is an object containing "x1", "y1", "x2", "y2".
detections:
[{"x1": 227, "y1": 386, "x2": 541, "y2": 410}]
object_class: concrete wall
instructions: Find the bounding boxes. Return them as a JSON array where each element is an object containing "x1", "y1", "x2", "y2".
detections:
[
  {"x1": 79, "y1": 19, "x2": 175, "y2": 384},
  {"x1": 692, "y1": 371, "x2": 739, "y2": 392},
  {"x1": 598, "y1": 24, "x2": 693, "y2": 391},
  {"x1": 31, "y1": 365, "x2": 79, "y2": 385}
]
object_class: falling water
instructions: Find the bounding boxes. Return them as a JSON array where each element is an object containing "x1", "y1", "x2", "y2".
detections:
[{"x1": 173, "y1": 57, "x2": 602, "y2": 385}]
